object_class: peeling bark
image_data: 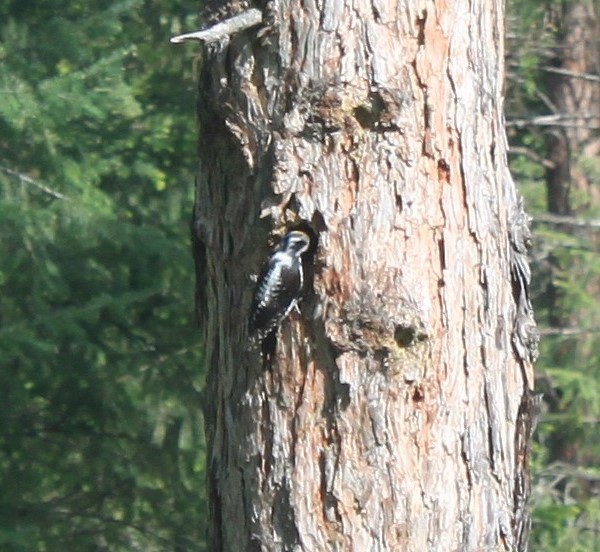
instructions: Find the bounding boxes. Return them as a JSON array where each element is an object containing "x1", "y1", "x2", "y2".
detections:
[{"x1": 188, "y1": 1, "x2": 538, "y2": 550}]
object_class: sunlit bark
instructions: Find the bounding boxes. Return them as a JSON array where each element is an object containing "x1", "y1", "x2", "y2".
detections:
[{"x1": 191, "y1": 1, "x2": 538, "y2": 550}]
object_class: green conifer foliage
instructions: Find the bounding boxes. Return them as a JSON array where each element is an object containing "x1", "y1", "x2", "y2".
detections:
[
  {"x1": 0, "y1": 1, "x2": 207, "y2": 549},
  {"x1": 507, "y1": 1, "x2": 600, "y2": 549}
]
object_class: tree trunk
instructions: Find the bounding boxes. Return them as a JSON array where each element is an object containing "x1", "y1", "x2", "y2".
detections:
[
  {"x1": 545, "y1": 1, "x2": 600, "y2": 215},
  {"x1": 190, "y1": 1, "x2": 538, "y2": 550},
  {"x1": 540, "y1": 0, "x2": 600, "y2": 470}
]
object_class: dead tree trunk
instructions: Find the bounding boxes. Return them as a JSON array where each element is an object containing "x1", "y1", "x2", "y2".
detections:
[{"x1": 184, "y1": 1, "x2": 539, "y2": 550}]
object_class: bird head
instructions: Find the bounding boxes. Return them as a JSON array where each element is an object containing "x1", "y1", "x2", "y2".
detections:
[{"x1": 280, "y1": 230, "x2": 311, "y2": 256}]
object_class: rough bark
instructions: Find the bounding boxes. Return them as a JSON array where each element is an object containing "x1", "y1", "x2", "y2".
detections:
[{"x1": 190, "y1": 1, "x2": 538, "y2": 550}]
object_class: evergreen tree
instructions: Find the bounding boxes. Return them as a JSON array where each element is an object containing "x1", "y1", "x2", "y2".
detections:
[
  {"x1": 506, "y1": 1, "x2": 600, "y2": 549},
  {"x1": 0, "y1": 1, "x2": 207, "y2": 549}
]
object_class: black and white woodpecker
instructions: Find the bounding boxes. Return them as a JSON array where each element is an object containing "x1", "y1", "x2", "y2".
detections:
[{"x1": 248, "y1": 229, "x2": 311, "y2": 344}]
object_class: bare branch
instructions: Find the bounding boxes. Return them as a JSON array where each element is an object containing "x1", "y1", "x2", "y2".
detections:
[
  {"x1": 538, "y1": 461, "x2": 600, "y2": 483},
  {"x1": 541, "y1": 65, "x2": 600, "y2": 83},
  {"x1": 505, "y1": 70, "x2": 559, "y2": 112},
  {"x1": 506, "y1": 113, "x2": 600, "y2": 129},
  {"x1": 538, "y1": 327, "x2": 600, "y2": 337},
  {"x1": 170, "y1": 9, "x2": 263, "y2": 44},
  {"x1": 532, "y1": 213, "x2": 600, "y2": 229},
  {"x1": 508, "y1": 146, "x2": 556, "y2": 169},
  {"x1": 0, "y1": 165, "x2": 67, "y2": 200}
]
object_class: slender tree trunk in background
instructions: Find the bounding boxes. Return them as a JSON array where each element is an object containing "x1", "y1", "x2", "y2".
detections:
[
  {"x1": 546, "y1": 1, "x2": 600, "y2": 215},
  {"x1": 542, "y1": 1, "x2": 600, "y2": 333},
  {"x1": 542, "y1": 1, "x2": 600, "y2": 463},
  {"x1": 191, "y1": 1, "x2": 538, "y2": 550}
]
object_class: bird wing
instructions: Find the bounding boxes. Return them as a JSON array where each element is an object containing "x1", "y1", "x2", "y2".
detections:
[{"x1": 249, "y1": 252, "x2": 302, "y2": 337}]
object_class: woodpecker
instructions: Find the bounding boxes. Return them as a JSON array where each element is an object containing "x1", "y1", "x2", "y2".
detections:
[{"x1": 249, "y1": 230, "x2": 311, "y2": 344}]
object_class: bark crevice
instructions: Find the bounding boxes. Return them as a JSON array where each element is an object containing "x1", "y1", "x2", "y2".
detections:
[{"x1": 193, "y1": 2, "x2": 537, "y2": 550}]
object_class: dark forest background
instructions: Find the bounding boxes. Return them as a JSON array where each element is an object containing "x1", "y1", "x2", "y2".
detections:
[{"x1": 0, "y1": 1, "x2": 598, "y2": 550}]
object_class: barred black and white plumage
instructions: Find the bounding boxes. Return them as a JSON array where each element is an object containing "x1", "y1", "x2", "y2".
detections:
[{"x1": 248, "y1": 230, "x2": 311, "y2": 344}]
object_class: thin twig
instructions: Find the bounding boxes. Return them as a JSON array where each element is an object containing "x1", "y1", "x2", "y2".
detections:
[
  {"x1": 170, "y1": 9, "x2": 263, "y2": 44},
  {"x1": 537, "y1": 327, "x2": 600, "y2": 337},
  {"x1": 508, "y1": 146, "x2": 556, "y2": 169},
  {"x1": 541, "y1": 65, "x2": 600, "y2": 83},
  {"x1": 0, "y1": 165, "x2": 67, "y2": 200},
  {"x1": 532, "y1": 213, "x2": 600, "y2": 229},
  {"x1": 506, "y1": 113, "x2": 600, "y2": 129},
  {"x1": 506, "y1": 70, "x2": 559, "y2": 113}
]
